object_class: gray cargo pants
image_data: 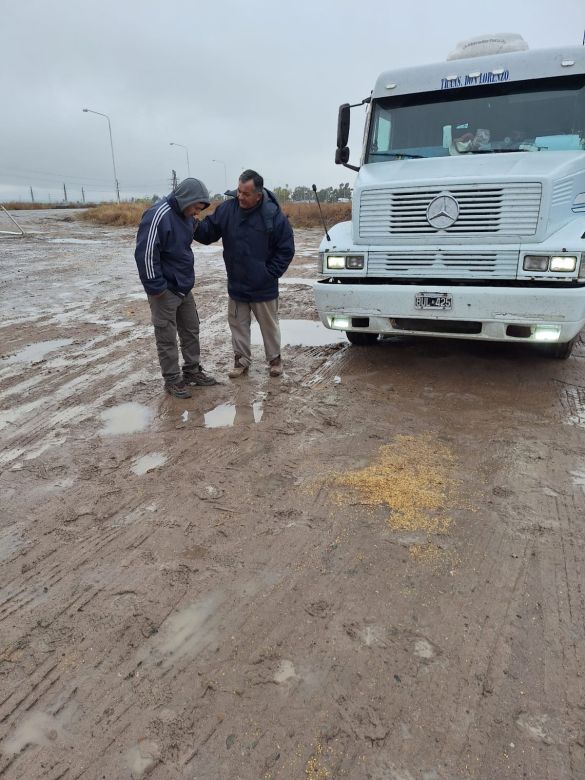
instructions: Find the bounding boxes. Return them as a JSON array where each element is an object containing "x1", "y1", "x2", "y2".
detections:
[
  {"x1": 147, "y1": 290, "x2": 201, "y2": 383},
  {"x1": 228, "y1": 297, "x2": 280, "y2": 368}
]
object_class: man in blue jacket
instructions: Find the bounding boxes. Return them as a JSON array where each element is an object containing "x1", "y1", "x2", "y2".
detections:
[
  {"x1": 194, "y1": 169, "x2": 295, "y2": 378},
  {"x1": 134, "y1": 178, "x2": 218, "y2": 398}
]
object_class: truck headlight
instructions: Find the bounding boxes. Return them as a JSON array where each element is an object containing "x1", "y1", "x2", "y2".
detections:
[
  {"x1": 523, "y1": 255, "x2": 549, "y2": 271},
  {"x1": 326, "y1": 254, "x2": 365, "y2": 270},
  {"x1": 550, "y1": 255, "x2": 577, "y2": 272},
  {"x1": 327, "y1": 255, "x2": 346, "y2": 269}
]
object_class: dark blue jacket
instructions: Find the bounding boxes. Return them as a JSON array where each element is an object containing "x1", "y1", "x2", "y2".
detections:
[
  {"x1": 134, "y1": 194, "x2": 196, "y2": 296},
  {"x1": 193, "y1": 189, "x2": 295, "y2": 302}
]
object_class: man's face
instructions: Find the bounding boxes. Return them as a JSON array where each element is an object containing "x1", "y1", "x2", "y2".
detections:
[
  {"x1": 237, "y1": 179, "x2": 262, "y2": 210},
  {"x1": 183, "y1": 202, "x2": 207, "y2": 218}
]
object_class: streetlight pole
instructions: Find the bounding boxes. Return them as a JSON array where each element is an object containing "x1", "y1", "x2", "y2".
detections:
[
  {"x1": 212, "y1": 159, "x2": 228, "y2": 193},
  {"x1": 170, "y1": 142, "x2": 190, "y2": 177},
  {"x1": 82, "y1": 108, "x2": 120, "y2": 203}
]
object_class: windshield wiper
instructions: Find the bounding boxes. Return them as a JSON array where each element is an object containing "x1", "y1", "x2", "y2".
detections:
[
  {"x1": 463, "y1": 148, "x2": 529, "y2": 154},
  {"x1": 383, "y1": 152, "x2": 425, "y2": 159}
]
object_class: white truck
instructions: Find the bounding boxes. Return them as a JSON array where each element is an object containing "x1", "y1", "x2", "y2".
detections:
[{"x1": 314, "y1": 34, "x2": 585, "y2": 358}]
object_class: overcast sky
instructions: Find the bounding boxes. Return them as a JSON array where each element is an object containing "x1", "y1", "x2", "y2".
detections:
[{"x1": 1, "y1": 0, "x2": 584, "y2": 203}]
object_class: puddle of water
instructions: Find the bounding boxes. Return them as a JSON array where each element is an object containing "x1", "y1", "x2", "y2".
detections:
[
  {"x1": 131, "y1": 452, "x2": 167, "y2": 475},
  {"x1": 100, "y1": 402, "x2": 153, "y2": 435},
  {"x1": 126, "y1": 741, "x2": 160, "y2": 778},
  {"x1": 204, "y1": 402, "x2": 236, "y2": 428},
  {"x1": 414, "y1": 639, "x2": 435, "y2": 659},
  {"x1": 47, "y1": 238, "x2": 103, "y2": 245},
  {"x1": 24, "y1": 436, "x2": 67, "y2": 461},
  {"x1": 274, "y1": 660, "x2": 299, "y2": 683},
  {"x1": 109, "y1": 321, "x2": 134, "y2": 330},
  {"x1": 252, "y1": 320, "x2": 346, "y2": 347},
  {"x1": 143, "y1": 596, "x2": 219, "y2": 668},
  {"x1": 203, "y1": 400, "x2": 264, "y2": 428},
  {"x1": 0, "y1": 525, "x2": 27, "y2": 563},
  {"x1": 195, "y1": 245, "x2": 224, "y2": 255},
  {"x1": 279, "y1": 277, "x2": 314, "y2": 286},
  {"x1": 3, "y1": 338, "x2": 73, "y2": 364},
  {"x1": 2, "y1": 712, "x2": 65, "y2": 755}
]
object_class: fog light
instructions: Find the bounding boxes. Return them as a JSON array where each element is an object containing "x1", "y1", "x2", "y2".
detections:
[
  {"x1": 327, "y1": 255, "x2": 346, "y2": 270},
  {"x1": 550, "y1": 255, "x2": 577, "y2": 272},
  {"x1": 523, "y1": 255, "x2": 549, "y2": 271},
  {"x1": 534, "y1": 326, "x2": 561, "y2": 342},
  {"x1": 331, "y1": 316, "x2": 350, "y2": 329}
]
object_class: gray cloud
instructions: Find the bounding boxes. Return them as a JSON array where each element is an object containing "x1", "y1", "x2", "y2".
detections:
[{"x1": 1, "y1": 0, "x2": 583, "y2": 201}]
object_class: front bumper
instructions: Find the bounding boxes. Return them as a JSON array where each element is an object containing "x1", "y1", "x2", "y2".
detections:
[{"x1": 313, "y1": 280, "x2": 585, "y2": 342}]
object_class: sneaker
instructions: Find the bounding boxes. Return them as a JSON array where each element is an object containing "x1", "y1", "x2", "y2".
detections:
[
  {"x1": 228, "y1": 359, "x2": 249, "y2": 379},
  {"x1": 164, "y1": 380, "x2": 192, "y2": 399},
  {"x1": 183, "y1": 365, "x2": 219, "y2": 386},
  {"x1": 269, "y1": 356, "x2": 283, "y2": 377}
]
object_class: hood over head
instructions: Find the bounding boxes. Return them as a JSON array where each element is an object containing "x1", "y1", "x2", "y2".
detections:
[{"x1": 173, "y1": 178, "x2": 211, "y2": 210}]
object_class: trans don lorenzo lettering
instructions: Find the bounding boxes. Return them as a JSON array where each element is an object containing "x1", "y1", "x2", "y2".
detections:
[{"x1": 441, "y1": 69, "x2": 510, "y2": 90}]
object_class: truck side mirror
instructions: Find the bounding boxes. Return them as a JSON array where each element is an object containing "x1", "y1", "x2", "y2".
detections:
[
  {"x1": 337, "y1": 103, "x2": 351, "y2": 149},
  {"x1": 335, "y1": 147, "x2": 350, "y2": 164}
]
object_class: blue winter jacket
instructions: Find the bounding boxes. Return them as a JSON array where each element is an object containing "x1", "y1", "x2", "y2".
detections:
[
  {"x1": 134, "y1": 194, "x2": 196, "y2": 296},
  {"x1": 193, "y1": 189, "x2": 295, "y2": 302}
]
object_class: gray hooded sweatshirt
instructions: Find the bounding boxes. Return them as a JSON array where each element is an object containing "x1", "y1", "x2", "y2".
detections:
[{"x1": 173, "y1": 178, "x2": 211, "y2": 210}]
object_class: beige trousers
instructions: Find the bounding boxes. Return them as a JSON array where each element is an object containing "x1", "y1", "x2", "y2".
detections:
[{"x1": 228, "y1": 297, "x2": 281, "y2": 367}]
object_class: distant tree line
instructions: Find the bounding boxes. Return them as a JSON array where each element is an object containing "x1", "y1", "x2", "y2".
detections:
[
  {"x1": 150, "y1": 183, "x2": 353, "y2": 205},
  {"x1": 272, "y1": 183, "x2": 352, "y2": 203}
]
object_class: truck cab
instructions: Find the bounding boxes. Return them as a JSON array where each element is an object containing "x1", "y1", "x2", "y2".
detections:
[{"x1": 314, "y1": 34, "x2": 585, "y2": 358}]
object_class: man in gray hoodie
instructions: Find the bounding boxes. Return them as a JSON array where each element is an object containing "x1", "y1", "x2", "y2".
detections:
[{"x1": 135, "y1": 178, "x2": 218, "y2": 398}]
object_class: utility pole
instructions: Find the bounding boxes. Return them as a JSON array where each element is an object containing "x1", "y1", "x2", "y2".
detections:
[
  {"x1": 81, "y1": 187, "x2": 86, "y2": 204},
  {"x1": 172, "y1": 169, "x2": 177, "y2": 190},
  {"x1": 63, "y1": 183, "x2": 68, "y2": 203},
  {"x1": 30, "y1": 186, "x2": 35, "y2": 204}
]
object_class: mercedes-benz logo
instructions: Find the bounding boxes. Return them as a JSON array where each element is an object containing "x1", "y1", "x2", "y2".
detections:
[{"x1": 426, "y1": 194, "x2": 460, "y2": 229}]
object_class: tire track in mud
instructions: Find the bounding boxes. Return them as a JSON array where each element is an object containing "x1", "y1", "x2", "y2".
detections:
[
  {"x1": 434, "y1": 455, "x2": 585, "y2": 777},
  {"x1": 0, "y1": 365, "x2": 151, "y2": 468},
  {"x1": 0, "y1": 342, "x2": 339, "y2": 776}
]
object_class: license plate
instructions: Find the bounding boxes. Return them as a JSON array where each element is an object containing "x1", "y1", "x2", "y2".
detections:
[{"x1": 414, "y1": 292, "x2": 453, "y2": 311}]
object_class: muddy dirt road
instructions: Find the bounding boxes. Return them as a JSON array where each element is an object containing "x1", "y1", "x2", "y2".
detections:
[{"x1": 1, "y1": 209, "x2": 585, "y2": 779}]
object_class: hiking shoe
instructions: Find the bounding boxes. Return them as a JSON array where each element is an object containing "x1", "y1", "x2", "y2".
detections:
[
  {"x1": 183, "y1": 366, "x2": 219, "y2": 386},
  {"x1": 164, "y1": 380, "x2": 192, "y2": 399},
  {"x1": 269, "y1": 356, "x2": 283, "y2": 377},
  {"x1": 228, "y1": 360, "x2": 249, "y2": 379}
]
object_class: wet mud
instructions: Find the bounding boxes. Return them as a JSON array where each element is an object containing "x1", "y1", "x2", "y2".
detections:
[{"x1": 1, "y1": 210, "x2": 585, "y2": 779}]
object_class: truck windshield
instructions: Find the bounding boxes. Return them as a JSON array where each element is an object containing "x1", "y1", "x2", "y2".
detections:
[{"x1": 366, "y1": 75, "x2": 585, "y2": 161}]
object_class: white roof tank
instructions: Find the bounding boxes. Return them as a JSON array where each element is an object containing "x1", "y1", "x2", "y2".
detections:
[{"x1": 447, "y1": 33, "x2": 529, "y2": 60}]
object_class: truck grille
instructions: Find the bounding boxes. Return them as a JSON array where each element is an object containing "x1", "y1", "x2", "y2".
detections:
[
  {"x1": 359, "y1": 183, "x2": 542, "y2": 237},
  {"x1": 368, "y1": 250, "x2": 519, "y2": 279}
]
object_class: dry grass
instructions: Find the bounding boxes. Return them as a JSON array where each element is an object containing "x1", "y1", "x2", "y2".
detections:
[
  {"x1": 2, "y1": 201, "x2": 88, "y2": 211},
  {"x1": 77, "y1": 200, "x2": 352, "y2": 229},
  {"x1": 79, "y1": 202, "x2": 149, "y2": 227},
  {"x1": 283, "y1": 201, "x2": 351, "y2": 228}
]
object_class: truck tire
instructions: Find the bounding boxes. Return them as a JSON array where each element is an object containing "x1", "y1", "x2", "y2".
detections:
[
  {"x1": 346, "y1": 331, "x2": 379, "y2": 346},
  {"x1": 540, "y1": 336, "x2": 576, "y2": 360}
]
